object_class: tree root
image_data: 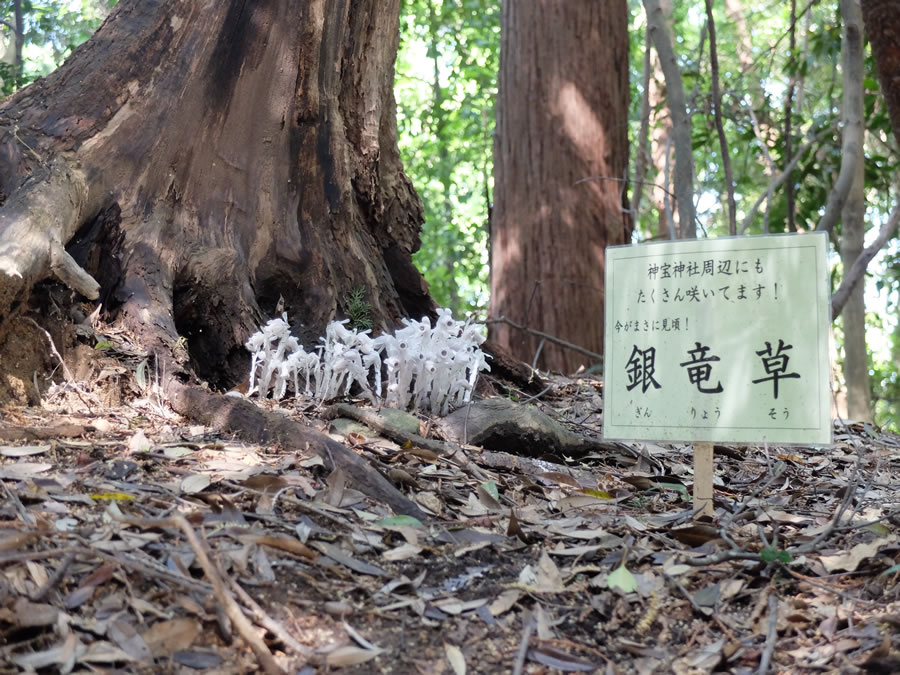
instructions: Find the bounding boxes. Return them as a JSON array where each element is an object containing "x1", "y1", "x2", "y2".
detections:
[
  {"x1": 323, "y1": 402, "x2": 456, "y2": 456},
  {"x1": 0, "y1": 160, "x2": 97, "y2": 325},
  {"x1": 165, "y1": 381, "x2": 428, "y2": 520}
]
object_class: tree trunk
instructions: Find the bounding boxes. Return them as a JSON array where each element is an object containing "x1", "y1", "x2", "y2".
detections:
[
  {"x1": 646, "y1": 1, "x2": 676, "y2": 240},
  {"x1": 643, "y1": 0, "x2": 695, "y2": 238},
  {"x1": 840, "y1": 0, "x2": 872, "y2": 422},
  {"x1": 490, "y1": 0, "x2": 630, "y2": 374},
  {"x1": 862, "y1": 0, "x2": 900, "y2": 146},
  {"x1": 0, "y1": 0, "x2": 432, "y2": 389}
]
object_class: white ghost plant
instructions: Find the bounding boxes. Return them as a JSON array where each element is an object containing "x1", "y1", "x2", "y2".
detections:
[{"x1": 245, "y1": 308, "x2": 489, "y2": 414}]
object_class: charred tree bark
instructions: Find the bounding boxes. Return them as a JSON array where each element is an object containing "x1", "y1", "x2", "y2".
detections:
[
  {"x1": 0, "y1": 0, "x2": 432, "y2": 389},
  {"x1": 490, "y1": 0, "x2": 631, "y2": 374}
]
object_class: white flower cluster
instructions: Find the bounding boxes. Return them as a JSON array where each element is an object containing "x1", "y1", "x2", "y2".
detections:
[{"x1": 245, "y1": 308, "x2": 490, "y2": 415}]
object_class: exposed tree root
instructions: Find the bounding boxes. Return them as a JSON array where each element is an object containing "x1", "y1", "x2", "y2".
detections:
[
  {"x1": 323, "y1": 402, "x2": 457, "y2": 456},
  {"x1": 165, "y1": 380, "x2": 428, "y2": 520},
  {"x1": 0, "y1": 159, "x2": 96, "y2": 330}
]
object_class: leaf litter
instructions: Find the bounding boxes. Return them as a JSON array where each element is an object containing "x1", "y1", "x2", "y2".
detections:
[{"x1": 0, "y1": 362, "x2": 898, "y2": 673}]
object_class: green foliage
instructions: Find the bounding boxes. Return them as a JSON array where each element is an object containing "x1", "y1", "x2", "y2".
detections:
[
  {"x1": 868, "y1": 249, "x2": 900, "y2": 431},
  {"x1": 343, "y1": 287, "x2": 373, "y2": 332},
  {"x1": 395, "y1": 0, "x2": 498, "y2": 318},
  {"x1": 1, "y1": 0, "x2": 113, "y2": 95},
  {"x1": 625, "y1": 0, "x2": 900, "y2": 430},
  {"x1": 627, "y1": 1, "x2": 895, "y2": 239},
  {"x1": 760, "y1": 546, "x2": 793, "y2": 564}
]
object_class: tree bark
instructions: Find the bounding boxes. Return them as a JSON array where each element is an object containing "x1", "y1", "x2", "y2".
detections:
[
  {"x1": 816, "y1": 1, "x2": 864, "y2": 236},
  {"x1": 704, "y1": 0, "x2": 736, "y2": 236},
  {"x1": 12, "y1": 0, "x2": 23, "y2": 86},
  {"x1": 490, "y1": 0, "x2": 630, "y2": 374},
  {"x1": 0, "y1": 0, "x2": 432, "y2": 388},
  {"x1": 647, "y1": 1, "x2": 676, "y2": 240},
  {"x1": 643, "y1": 0, "x2": 695, "y2": 238},
  {"x1": 839, "y1": 0, "x2": 873, "y2": 422},
  {"x1": 862, "y1": 0, "x2": 900, "y2": 148}
]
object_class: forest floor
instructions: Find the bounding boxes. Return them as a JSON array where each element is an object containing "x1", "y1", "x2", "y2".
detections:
[{"x1": 0, "y1": 317, "x2": 899, "y2": 674}]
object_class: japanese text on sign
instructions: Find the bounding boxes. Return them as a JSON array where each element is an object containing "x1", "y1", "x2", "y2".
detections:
[{"x1": 603, "y1": 234, "x2": 831, "y2": 444}]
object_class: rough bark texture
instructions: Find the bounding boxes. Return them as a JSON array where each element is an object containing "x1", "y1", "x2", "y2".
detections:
[
  {"x1": 862, "y1": 0, "x2": 900, "y2": 146},
  {"x1": 490, "y1": 0, "x2": 630, "y2": 374},
  {"x1": 0, "y1": 0, "x2": 432, "y2": 388}
]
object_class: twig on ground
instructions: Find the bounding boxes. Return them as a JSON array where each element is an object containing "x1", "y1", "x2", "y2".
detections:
[
  {"x1": 783, "y1": 567, "x2": 882, "y2": 607},
  {"x1": 518, "y1": 384, "x2": 553, "y2": 405},
  {"x1": 0, "y1": 545, "x2": 214, "y2": 594},
  {"x1": 26, "y1": 316, "x2": 94, "y2": 413},
  {"x1": 512, "y1": 611, "x2": 535, "y2": 675},
  {"x1": 225, "y1": 573, "x2": 312, "y2": 658},
  {"x1": 757, "y1": 591, "x2": 779, "y2": 674},
  {"x1": 30, "y1": 552, "x2": 76, "y2": 602},
  {"x1": 790, "y1": 450, "x2": 867, "y2": 556},
  {"x1": 2, "y1": 481, "x2": 35, "y2": 526},
  {"x1": 665, "y1": 573, "x2": 737, "y2": 640},
  {"x1": 116, "y1": 514, "x2": 285, "y2": 675},
  {"x1": 679, "y1": 549, "x2": 762, "y2": 566}
]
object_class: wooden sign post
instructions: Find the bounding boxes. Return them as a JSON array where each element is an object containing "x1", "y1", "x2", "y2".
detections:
[
  {"x1": 603, "y1": 234, "x2": 831, "y2": 520},
  {"x1": 693, "y1": 442, "x2": 714, "y2": 517}
]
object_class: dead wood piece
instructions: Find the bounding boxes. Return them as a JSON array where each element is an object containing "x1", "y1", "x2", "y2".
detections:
[
  {"x1": 437, "y1": 398, "x2": 619, "y2": 459},
  {"x1": 325, "y1": 403, "x2": 494, "y2": 481},
  {"x1": 324, "y1": 403, "x2": 453, "y2": 456},
  {"x1": 479, "y1": 450, "x2": 595, "y2": 485},
  {"x1": 166, "y1": 383, "x2": 427, "y2": 521},
  {"x1": 0, "y1": 423, "x2": 85, "y2": 441},
  {"x1": 0, "y1": 160, "x2": 92, "y2": 329},
  {"x1": 49, "y1": 241, "x2": 100, "y2": 300}
]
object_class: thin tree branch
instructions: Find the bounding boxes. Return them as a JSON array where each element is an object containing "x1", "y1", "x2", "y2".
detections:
[
  {"x1": 816, "y1": 5, "x2": 865, "y2": 234},
  {"x1": 574, "y1": 175, "x2": 677, "y2": 204},
  {"x1": 487, "y1": 315, "x2": 602, "y2": 363},
  {"x1": 746, "y1": 100, "x2": 778, "y2": 234},
  {"x1": 632, "y1": 30, "x2": 653, "y2": 228},
  {"x1": 831, "y1": 203, "x2": 900, "y2": 320},
  {"x1": 643, "y1": 0, "x2": 696, "y2": 238},
  {"x1": 738, "y1": 127, "x2": 831, "y2": 234},
  {"x1": 13, "y1": 0, "x2": 23, "y2": 86},
  {"x1": 784, "y1": 0, "x2": 798, "y2": 232},
  {"x1": 705, "y1": 0, "x2": 737, "y2": 235}
]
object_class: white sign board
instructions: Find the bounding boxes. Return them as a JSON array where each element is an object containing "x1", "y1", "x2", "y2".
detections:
[{"x1": 603, "y1": 233, "x2": 831, "y2": 444}]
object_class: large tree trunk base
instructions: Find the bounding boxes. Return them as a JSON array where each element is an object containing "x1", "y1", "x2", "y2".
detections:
[{"x1": 0, "y1": 0, "x2": 447, "y2": 523}]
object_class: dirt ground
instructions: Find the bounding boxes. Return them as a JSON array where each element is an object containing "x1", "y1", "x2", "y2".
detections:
[{"x1": 0, "y1": 312, "x2": 899, "y2": 674}]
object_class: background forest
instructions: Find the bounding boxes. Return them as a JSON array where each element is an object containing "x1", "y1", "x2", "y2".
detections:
[{"x1": 3, "y1": 0, "x2": 898, "y2": 431}]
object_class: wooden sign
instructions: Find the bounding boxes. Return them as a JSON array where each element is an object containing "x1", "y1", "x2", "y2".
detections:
[{"x1": 603, "y1": 234, "x2": 831, "y2": 515}]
